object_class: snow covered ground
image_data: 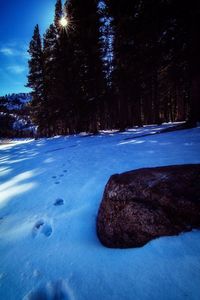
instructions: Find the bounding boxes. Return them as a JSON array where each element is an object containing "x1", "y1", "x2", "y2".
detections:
[{"x1": 0, "y1": 124, "x2": 200, "y2": 300}]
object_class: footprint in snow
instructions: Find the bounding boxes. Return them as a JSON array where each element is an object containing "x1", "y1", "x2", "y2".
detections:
[
  {"x1": 23, "y1": 279, "x2": 73, "y2": 300},
  {"x1": 52, "y1": 170, "x2": 67, "y2": 184},
  {"x1": 32, "y1": 220, "x2": 52, "y2": 238},
  {"x1": 54, "y1": 198, "x2": 64, "y2": 206}
]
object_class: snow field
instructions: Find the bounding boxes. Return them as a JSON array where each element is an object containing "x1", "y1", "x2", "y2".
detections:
[{"x1": 0, "y1": 124, "x2": 200, "y2": 299}]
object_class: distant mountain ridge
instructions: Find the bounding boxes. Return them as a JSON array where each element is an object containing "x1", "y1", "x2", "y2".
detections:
[
  {"x1": 1, "y1": 93, "x2": 32, "y2": 108},
  {"x1": 0, "y1": 93, "x2": 36, "y2": 138}
]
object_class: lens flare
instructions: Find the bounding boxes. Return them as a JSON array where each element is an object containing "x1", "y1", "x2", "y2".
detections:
[{"x1": 59, "y1": 17, "x2": 68, "y2": 28}]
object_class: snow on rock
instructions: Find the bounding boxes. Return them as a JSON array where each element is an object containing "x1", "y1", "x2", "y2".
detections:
[
  {"x1": 97, "y1": 164, "x2": 200, "y2": 248},
  {"x1": 0, "y1": 124, "x2": 200, "y2": 300}
]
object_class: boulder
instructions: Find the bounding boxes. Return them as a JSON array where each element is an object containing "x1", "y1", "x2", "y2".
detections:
[{"x1": 97, "y1": 164, "x2": 200, "y2": 248}]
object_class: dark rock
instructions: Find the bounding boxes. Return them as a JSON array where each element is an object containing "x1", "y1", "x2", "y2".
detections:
[{"x1": 97, "y1": 164, "x2": 200, "y2": 248}]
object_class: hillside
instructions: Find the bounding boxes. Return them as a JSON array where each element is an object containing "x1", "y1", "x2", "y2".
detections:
[{"x1": 0, "y1": 93, "x2": 34, "y2": 138}]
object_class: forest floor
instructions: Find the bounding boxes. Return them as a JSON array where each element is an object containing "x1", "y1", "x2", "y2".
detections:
[{"x1": 0, "y1": 123, "x2": 200, "y2": 300}]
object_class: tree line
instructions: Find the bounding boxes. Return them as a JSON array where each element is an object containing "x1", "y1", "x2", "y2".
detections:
[{"x1": 27, "y1": 0, "x2": 200, "y2": 136}]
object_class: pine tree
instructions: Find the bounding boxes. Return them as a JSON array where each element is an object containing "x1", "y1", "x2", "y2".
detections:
[
  {"x1": 43, "y1": 24, "x2": 60, "y2": 135},
  {"x1": 43, "y1": 0, "x2": 76, "y2": 135},
  {"x1": 56, "y1": 28, "x2": 76, "y2": 134},
  {"x1": 105, "y1": 0, "x2": 143, "y2": 130},
  {"x1": 27, "y1": 24, "x2": 46, "y2": 135},
  {"x1": 54, "y1": 0, "x2": 63, "y2": 30},
  {"x1": 65, "y1": 0, "x2": 105, "y2": 133},
  {"x1": 99, "y1": 1, "x2": 114, "y2": 129}
]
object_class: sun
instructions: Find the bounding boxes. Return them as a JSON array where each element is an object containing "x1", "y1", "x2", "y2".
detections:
[{"x1": 59, "y1": 16, "x2": 68, "y2": 28}]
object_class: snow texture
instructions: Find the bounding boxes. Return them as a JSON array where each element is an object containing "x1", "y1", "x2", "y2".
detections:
[{"x1": 0, "y1": 123, "x2": 200, "y2": 300}]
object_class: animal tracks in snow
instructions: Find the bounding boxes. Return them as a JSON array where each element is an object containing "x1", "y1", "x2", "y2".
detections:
[
  {"x1": 32, "y1": 196, "x2": 66, "y2": 239},
  {"x1": 23, "y1": 279, "x2": 74, "y2": 300},
  {"x1": 51, "y1": 169, "x2": 68, "y2": 185},
  {"x1": 32, "y1": 197, "x2": 66, "y2": 239},
  {"x1": 32, "y1": 220, "x2": 53, "y2": 238},
  {"x1": 54, "y1": 198, "x2": 65, "y2": 206}
]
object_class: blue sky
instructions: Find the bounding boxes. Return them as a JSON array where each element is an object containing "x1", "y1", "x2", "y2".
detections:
[{"x1": 0, "y1": 0, "x2": 57, "y2": 96}]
